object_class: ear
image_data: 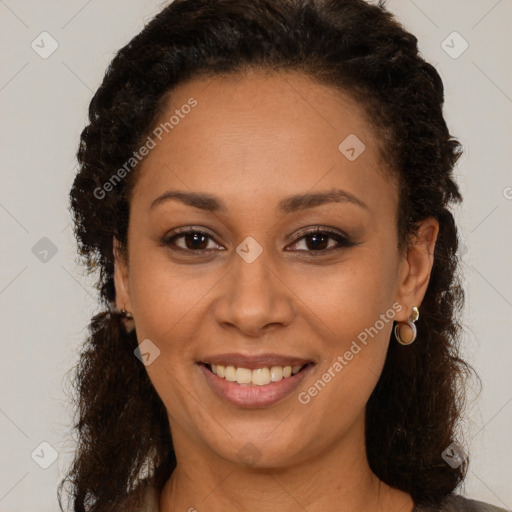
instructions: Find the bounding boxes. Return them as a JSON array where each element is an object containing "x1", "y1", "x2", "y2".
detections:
[
  {"x1": 113, "y1": 237, "x2": 132, "y2": 312},
  {"x1": 395, "y1": 217, "x2": 439, "y2": 322}
]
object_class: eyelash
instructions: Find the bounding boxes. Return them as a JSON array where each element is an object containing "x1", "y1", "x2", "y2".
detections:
[{"x1": 161, "y1": 226, "x2": 356, "y2": 255}]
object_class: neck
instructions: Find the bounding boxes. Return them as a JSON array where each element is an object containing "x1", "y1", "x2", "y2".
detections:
[{"x1": 159, "y1": 415, "x2": 413, "y2": 512}]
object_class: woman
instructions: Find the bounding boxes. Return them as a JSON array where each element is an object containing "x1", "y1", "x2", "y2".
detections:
[{"x1": 59, "y1": 0, "x2": 509, "y2": 511}]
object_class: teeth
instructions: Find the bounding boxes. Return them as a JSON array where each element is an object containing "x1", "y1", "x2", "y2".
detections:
[
  {"x1": 209, "y1": 363, "x2": 306, "y2": 385},
  {"x1": 235, "y1": 367, "x2": 252, "y2": 384},
  {"x1": 252, "y1": 367, "x2": 270, "y2": 386},
  {"x1": 270, "y1": 366, "x2": 283, "y2": 382},
  {"x1": 225, "y1": 366, "x2": 236, "y2": 382}
]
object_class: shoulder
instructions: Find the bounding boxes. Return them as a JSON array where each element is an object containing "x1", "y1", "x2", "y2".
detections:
[{"x1": 415, "y1": 494, "x2": 511, "y2": 512}]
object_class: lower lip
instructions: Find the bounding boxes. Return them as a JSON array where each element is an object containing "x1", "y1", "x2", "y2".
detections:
[{"x1": 198, "y1": 363, "x2": 314, "y2": 408}]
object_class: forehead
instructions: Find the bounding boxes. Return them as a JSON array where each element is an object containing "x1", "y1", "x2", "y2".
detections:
[{"x1": 130, "y1": 70, "x2": 397, "y2": 216}]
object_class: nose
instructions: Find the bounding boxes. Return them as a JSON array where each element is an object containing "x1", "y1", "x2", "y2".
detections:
[{"x1": 213, "y1": 245, "x2": 295, "y2": 337}]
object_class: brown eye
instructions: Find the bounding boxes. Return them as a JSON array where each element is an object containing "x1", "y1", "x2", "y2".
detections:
[
  {"x1": 162, "y1": 228, "x2": 224, "y2": 253},
  {"x1": 287, "y1": 228, "x2": 356, "y2": 253},
  {"x1": 176, "y1": 232, "x2": 210, "y2": 250}
]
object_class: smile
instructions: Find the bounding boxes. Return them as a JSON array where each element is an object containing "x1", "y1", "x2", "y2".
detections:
[
  {"x1": 198, "y1": 360, "x2": 315, "y2": 408},
  {"x1": 206, "y1": 363, "x2": 307, "y2": 385}
]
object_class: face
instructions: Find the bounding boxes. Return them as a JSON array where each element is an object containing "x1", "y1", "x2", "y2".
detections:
[{"x1": 114, "y1": 70, "x2": 437, "y2": 469}]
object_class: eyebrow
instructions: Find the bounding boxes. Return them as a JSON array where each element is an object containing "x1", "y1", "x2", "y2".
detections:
[{"x1": 149, "y1": 188, "x2": 369, "y2": 213}]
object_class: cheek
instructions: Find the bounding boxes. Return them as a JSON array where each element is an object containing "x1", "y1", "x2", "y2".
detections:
[
  {"x1": 127, "y1": 240, "x2": 214, "y2": 345},
  {"x1": 295, "y1": 247, "x2": 397, "y2": 343},
  {"x1": 295, "y1": 272, "x2": 395, "y2": 432},
  {"x1": 293, "y1": 247, "x2": 397, "y2": 398}
]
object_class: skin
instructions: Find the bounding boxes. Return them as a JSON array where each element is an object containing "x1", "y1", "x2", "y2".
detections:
[{"x1": 114, "y1": 69, "x2": 439, "y2": 512}]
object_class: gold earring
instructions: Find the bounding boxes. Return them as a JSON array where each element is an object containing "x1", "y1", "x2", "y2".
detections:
[
  {"x1": 120, "y1": 308, "x2": 135, "y2": 333},
  {"x1": 394, "y1": 306, "x2": 419, "y2": 345}
]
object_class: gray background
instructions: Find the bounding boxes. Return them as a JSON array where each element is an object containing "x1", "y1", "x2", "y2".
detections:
[{"x1": 0, "y1": 1, "x2": 511, "y2": 510}]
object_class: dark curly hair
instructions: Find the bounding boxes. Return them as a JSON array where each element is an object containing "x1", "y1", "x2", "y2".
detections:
[{"x1": 59, "y1": 0, "x2": 474, "y2": 510}]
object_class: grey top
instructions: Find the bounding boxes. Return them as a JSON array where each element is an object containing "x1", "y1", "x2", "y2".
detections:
[
  {"x1": 140, "y1": 485, "x2": 510, "y2": 511},
  {"x1": 413, "y1": 494, "x2": 510, "y2": 512}
]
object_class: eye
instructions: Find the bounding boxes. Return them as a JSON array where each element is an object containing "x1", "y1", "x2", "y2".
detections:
[
  {"x1": 161, "y1": 226, "x2": 356, "y2": 255},
  {"x1": 161, "y1": 227, "x2": 224, "y2": 252},
  {"x1": 286, "y1": 227, "x2": 356, "y2": 253}
]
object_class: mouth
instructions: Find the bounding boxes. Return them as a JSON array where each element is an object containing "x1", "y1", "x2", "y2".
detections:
[
  {"x1": 197, "y1": 356, "x2": 315, "y2": 408},
  {"x1": 200, "y1": 362, "x2": 312, "y2": 386}
]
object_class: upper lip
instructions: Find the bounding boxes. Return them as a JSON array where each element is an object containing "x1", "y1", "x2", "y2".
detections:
[{"x1": 199, "y1": 352, "x2": 314, "y2": 369}]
